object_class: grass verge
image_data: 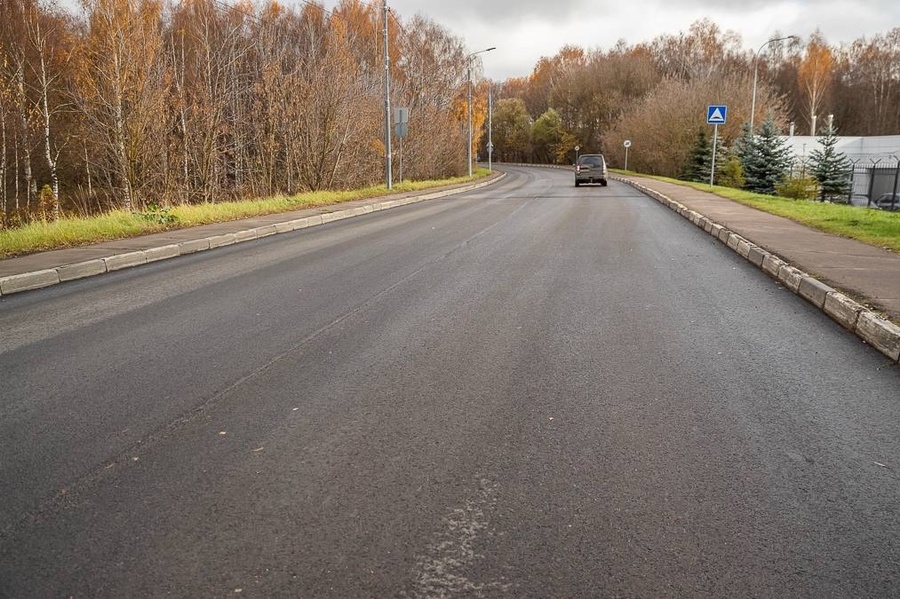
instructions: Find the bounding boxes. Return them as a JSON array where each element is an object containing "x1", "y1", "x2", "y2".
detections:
[
  {"x1": 0, "y1": 171, "x2": 491, "y2": 259},
  {"x1": 621, "y1": 172, "x2": 900, "y2": 253}
]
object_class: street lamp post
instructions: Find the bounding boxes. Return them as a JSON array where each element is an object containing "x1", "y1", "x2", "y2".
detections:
[
  {"x1": 467, "y1": 47, "x2": 495, "y2": 177},
  {"x1": 382, "y1": 0, "x2": 392, "y2": 189},
  {"x1": 750, "y1": 35, "x2": 798, "y2": 134},
  {"x1": 487, "y1": 84, "x2": 493, "y2": 172}
]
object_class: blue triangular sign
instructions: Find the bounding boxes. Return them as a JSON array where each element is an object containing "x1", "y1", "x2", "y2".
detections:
[{"x1": 707, "y1": 105, "x2": 727, "y2": 124}]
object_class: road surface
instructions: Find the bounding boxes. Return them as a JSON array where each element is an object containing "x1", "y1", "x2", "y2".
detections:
[{"x1": 1, "y1": 166, "x2": 899, "y2": 597}]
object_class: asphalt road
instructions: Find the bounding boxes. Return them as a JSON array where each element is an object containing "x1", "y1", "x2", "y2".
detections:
[{"x1": 1, "y1": 165, "x2": 899, "y2": 598}]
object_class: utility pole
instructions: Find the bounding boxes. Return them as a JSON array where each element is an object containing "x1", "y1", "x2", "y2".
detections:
[
  {"x1": 466, "y1": 47, "x2": 495, "y2": 177},
  {"x1": 382, "y1": 0, "x2": 392, "y2": 189},
  {"x1": 467, "y1": 60, "x2": 473, "y2": 177}
]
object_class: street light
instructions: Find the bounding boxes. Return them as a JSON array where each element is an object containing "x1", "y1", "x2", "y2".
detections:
[
  {"x1": 750, "y1": 35, "x2": 798, "y2": 134},
  {"x1": 487, "y1": 84, "x2": 493, "y2": 172},
  {"x1": 467, "y1": 46, "x2": 495, "y2": 177}
]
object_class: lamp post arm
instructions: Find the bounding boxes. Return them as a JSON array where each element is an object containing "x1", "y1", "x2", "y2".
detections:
[{"x1": 750, "y1": 35, "x2": 798, "y2": 134}]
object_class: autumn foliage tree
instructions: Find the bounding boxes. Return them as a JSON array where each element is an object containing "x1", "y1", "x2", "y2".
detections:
[
  {"x1": 0, "y1": 0, "x2": 483, "y2": 225},
  {"x1": 797, "y1": 31, "x2": 833, "y2": 135},
  {"x1": 75, "y1": 0, "x2": 168, "y2": 211}
]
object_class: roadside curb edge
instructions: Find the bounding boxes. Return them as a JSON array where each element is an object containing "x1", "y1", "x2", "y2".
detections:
[{"x1": 616, "y1": 177, "x2": 900, "y2": 364}]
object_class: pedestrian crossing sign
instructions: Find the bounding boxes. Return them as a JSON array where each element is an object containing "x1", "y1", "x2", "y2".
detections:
[{"x1": 707, "y1": 105, "x2": 727, "y2": 124}]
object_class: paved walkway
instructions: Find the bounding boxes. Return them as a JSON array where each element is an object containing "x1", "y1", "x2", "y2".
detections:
[{"x1": 1, "y1": 170, "x2": 898, "y2": 361}]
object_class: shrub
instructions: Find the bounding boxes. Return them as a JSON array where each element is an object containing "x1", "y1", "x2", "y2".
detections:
[
  {"x1": 134, "y1": 202, "x2": 179, "y2": 225},
  {"x1": 776, "y1": 175, "x2": 818, "y2": 200},
  {"x1": 717, "y1": 155, "x2": 745, "y2": 189}
]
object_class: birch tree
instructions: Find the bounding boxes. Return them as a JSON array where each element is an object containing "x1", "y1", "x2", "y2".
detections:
[
  {"x1": 25, "y1": 5, "x2": 73, "y2": 219},
  {"x1": 76, "y1": 0, "x2": 166, "y2": 211},
  {"x1": 0, "y1": 0, "x2": 38, "y2": 216},
  {"x1": 798, "y1": 31, "x2": 833, "y2": 135}
]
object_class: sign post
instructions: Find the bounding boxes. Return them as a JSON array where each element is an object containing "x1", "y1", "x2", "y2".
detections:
[
  {"x1": 394, "y1": 107, "x2": 409, "y2": 182},
  {"x1": 706, "y1": 105, "x2": 727, "y2": 186},
  {"x1": 623, "y1": 139, "x2": 632, "y2": 171}
]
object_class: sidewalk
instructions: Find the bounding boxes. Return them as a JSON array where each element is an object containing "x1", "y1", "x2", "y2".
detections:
[
  {"x1": 618, "y1": 175, "x2": 900, "y2": 362},
  {"x1": 0, "y1": 170, "x2": 897, "y2": 362}
]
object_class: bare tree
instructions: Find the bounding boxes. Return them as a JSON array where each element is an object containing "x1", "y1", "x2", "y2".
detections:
[{"x1": 395, "y1": 15, "x2": 468, "y2": 178}]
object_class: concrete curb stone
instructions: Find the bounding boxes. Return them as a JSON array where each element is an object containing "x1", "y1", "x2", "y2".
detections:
[
  {"x1": 615, "y1": 176, "x2": 900, "y2": 364},
  {"x1": 762, "y1": 255, "x2": 786, "y2": 278},
  {"x1": 104, "y1": 251, "x2": 147, "y2": 272},
  {"x1": 179, "y1": 239, "x2": 211, "y2": 254},
  {"x1": 856, "y1": 312, "x2": 900, "y2": 361},
  {"x1": 726, "y1": 233, "x2": 742, "y2": 251},
  {"x1": 208, "y1": 233, "x2": 237, "y2": 249},
  {"x1": 777, "y1": 265, "x2": 805, "y2": 292},
  {"x1": 824, "y1": 292, "x2": 865, "y2": 332},
  {"x1": 252, "y1": 225, "x2": 278, "y2": 238},
  {"x1": 798, "y1": 276, "x2": 832, "y2": 309},
  {"x1": 0, "y1": 269, "x2": 60, "y2": 294},
  {"x1": 234, "y1": 230, "x2": 259, "y2": 243},
  {"x1": 146, "y1": 245, "x2": 181, "y2": 263},
  {"x1": 747, "y1": 246, "x2": 767, "y2": 267},
  {"x1": 57, "y1": 259, "x2": 107, "y2": 282}
]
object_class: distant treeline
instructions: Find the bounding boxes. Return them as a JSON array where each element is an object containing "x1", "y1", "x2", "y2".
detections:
[{"x1": 489, "y1": 21, "x2": 900, "y2": 176}]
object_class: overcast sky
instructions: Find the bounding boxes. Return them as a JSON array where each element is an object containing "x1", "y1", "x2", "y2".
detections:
[{"x1": 310, "y1": 0, "x2": 899, "y2": 80}]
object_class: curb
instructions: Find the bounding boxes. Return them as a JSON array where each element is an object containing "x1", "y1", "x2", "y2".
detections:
[
  {"x1": 0, "y1": 173, "x2": 505, "y2": 298},
  {"x1": 617, "y1": 177, "x2": 900, "y2": 365}
]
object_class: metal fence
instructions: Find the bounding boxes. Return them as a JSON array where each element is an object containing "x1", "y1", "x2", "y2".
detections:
[{"x1": 849, "y1": 158, "x2": 900, "y2": 207}]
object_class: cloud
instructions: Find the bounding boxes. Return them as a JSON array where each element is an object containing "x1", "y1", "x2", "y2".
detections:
[{"x1": 363, "y1": 0, "x2": 898, "y2": 79}]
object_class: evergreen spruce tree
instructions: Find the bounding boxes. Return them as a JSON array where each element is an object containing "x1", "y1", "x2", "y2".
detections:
[
  {"x1": 714, "y1": 138, "x2": 730, "y2": 175},
  {"x1": 742, "y1": 116, "x2": 792, "y2": 195},
  {"x1": 735, "y1": 122, "x2": 754, "y2": 170},
  {"x1": 809, "y1": 123, "x2": 851, "y2": 202},
  {"x1": 681, "y1": 128, "x2": 712, "y2": 183}
]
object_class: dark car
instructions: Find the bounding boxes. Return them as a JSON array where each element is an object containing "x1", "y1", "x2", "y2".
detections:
[
  {"x1": 574, "y1": 154, "x2": 608, "y2": 187},
  {"x1": 872, "y1": 193, "x2": 900, "y2": 212}
]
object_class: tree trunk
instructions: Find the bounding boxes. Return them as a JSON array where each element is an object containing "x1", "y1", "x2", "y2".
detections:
[
  {"x1": 1, "y1": 108, "x2": 7, "y2": 223},
  {"x1": 112, "y1": 48, "x2": 132, "y2": 211},
  {"x1": 15, "y1": 62, "x2": 35, "y2": 212},
  {"x1": 38, "y1": 43, "x2": 60, "y2": 220}
]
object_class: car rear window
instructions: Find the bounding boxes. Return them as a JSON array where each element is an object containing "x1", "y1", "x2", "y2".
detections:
[{"x1": 579, "y1": 156, "x2": 604, "y2": 166}]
